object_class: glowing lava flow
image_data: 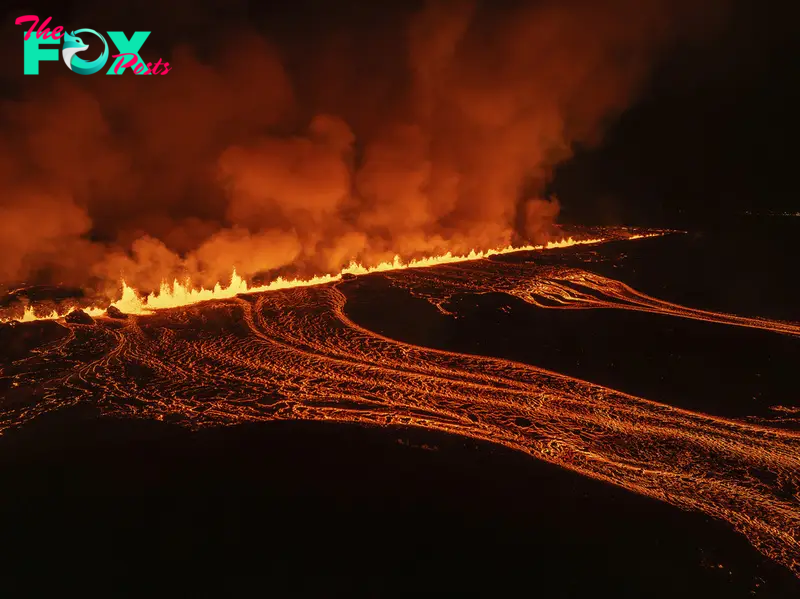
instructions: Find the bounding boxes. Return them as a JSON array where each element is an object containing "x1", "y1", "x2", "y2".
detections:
[
  {"x1": 0, "y1": 260, "x2": 798, "y2": 577},
  {"x1": 2, "y1": 235, "x2": 612, "y2": 323},
  {"x1": 384, "y1": 263, "x2": 800, "y2": 337}
]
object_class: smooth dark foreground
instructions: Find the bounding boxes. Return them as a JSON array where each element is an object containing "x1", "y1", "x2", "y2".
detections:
[{"x1": 0, "y1": 414, "x2": 797, "y2": 597}]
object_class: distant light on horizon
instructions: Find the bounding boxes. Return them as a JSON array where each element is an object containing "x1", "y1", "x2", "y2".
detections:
[{"x1": 742, "y1": 211, "x2": 800, "y2": 217}]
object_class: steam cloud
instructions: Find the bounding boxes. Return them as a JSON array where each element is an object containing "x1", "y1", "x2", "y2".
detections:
[{"x1": 0, "y1": 0, "x2": 723, "y2": 299}]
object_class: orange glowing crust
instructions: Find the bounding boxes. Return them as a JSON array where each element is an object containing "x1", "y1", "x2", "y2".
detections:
[
  {"x1": 386, "y1": 262, "x2": 800, "y2": 337},
  {"x1": 1, "y1": 234, "x2": 799, "y2": 577}
]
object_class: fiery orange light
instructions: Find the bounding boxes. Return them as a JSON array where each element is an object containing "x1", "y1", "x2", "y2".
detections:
[
  {"x1": 117, "y1": 236, "x2": 609, "y2": 313},
  {"x1": 2, "y1": 234, "x2": 636, "y2": 323}
]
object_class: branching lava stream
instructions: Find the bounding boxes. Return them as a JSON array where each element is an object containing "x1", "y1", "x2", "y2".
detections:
[{"x1": 1, "y1": 243, "x2": 798, "y2": 577}]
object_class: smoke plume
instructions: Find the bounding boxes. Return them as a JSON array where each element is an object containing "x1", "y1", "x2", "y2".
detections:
[{"x1": 0, "y1": 0, "x2": 724, "y2": 298}]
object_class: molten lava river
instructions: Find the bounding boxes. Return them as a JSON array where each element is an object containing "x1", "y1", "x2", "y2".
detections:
[{"x1": 1, "y1": 231, "x2": 799, "y2": 578}]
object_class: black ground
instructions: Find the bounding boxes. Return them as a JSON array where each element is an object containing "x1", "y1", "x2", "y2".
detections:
[{"x1": 1, "y1": 413, "x2": 798, "y2": 597}]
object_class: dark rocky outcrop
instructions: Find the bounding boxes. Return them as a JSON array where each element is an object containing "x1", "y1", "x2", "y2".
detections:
[
  {"x1": 106, "y1": 306, "x2": 128, "y2": 320},
  {"x1": 64, "y1": 310, "x2": 95, "y2": 325}
]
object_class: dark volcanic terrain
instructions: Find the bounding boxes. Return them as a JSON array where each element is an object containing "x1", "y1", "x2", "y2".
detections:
[{"x1": 0, "y1": 224, "x2": 798, "y2": 596}]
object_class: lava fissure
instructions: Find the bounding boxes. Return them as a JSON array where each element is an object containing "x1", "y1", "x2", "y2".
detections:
[{"x1": 2, "y1": 233, "x2": 650, "y2": 324}]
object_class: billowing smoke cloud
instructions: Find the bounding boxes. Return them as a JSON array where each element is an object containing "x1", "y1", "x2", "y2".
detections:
[{"x1": 0, "y1": 0, "x2": 724, "y2": 298}]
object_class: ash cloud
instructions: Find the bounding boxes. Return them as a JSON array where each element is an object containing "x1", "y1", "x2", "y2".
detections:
[{"x1": 0, "y1": 0, "x2": 725, "y2": 298}]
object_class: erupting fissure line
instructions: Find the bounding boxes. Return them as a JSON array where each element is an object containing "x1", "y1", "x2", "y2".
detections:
[{"x1": 6, "y1": 235, "x2": 628, "y2": 323}]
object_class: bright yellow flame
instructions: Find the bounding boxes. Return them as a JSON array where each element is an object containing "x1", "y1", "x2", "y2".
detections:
[
  {"x1": 111, "y1": 236, "x2": 606, "y2": 315},
  {"x1": 11, "y1": 304, "x2": 106, "y2": 323},
  {"x1": 3, "y1": 234, "x2": 639, "y2": 323}
]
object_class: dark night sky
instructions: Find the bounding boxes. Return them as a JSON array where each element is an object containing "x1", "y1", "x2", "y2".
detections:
[
  {"x1": 553, "y1": 0, "x2": 798, "y2": 227},
  {"x1": 2, "y1": 0, "x2": 796, "y2": 229}
]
